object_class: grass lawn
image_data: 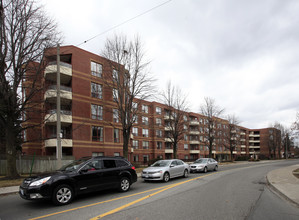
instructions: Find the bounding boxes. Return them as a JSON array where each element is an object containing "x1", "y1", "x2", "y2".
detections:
[{"x1": 0, "y1": 176, "x2": 26, "y2": 188}]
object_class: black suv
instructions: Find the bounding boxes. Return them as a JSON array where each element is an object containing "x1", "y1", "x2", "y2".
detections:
[{"x1": 19, "y1": 156, "x2": 137, "y2": 205}]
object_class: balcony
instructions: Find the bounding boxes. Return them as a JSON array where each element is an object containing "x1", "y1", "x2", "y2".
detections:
[
  {"x1": 249, "y1": 134, "x2": 260, "y2": 137},
  {"x1": 44, "y1": 62, "x2": 72, "y2": 84},
  {"x1": 164, "y1": 126, "x2": 172, "y2": 131},
  {"x1": 44, "y1": 85, "x2": 72, "y2": 104},
  {"x1": 165, "y1": 138, "x2": 173, "y2": 142},
  {"x1": 249, "y1": 146, "x2": 260, "y2": 149},
  {"x1": 189, "y1": 130, "x2": 200, "y2": 135},
  {"x1": 190, "y1": 140, "x2": 200, "y2": 145},
  {"x1": 190, "y1": 150, "x2": 200, "y2": 154},
  {"x1": 233, "y1": 151, "x2": 237, "y2": 154},
  {"x1": 45, "y1": 138, "x2": 73, "y2": 147},
  {"x1": 190, "y1": 121, "x2": 199, "y2": 126},
  {"x1": 241, "y1": 151, "x2": 246, "y2": 154},
  {"x1": 45, "y1": 110, "x2": 72, "y2": 125},
  {"x1": 240, "y1": 132, "x2": 246, "y2": 135},
  {"x1": 165, "y1": 149, "x2": 173, "y2": 154},
  {"x1": 241, "y1": 145, "x2": 246, "y2": 148},
  {"x1": 249, "y1": 140, "x2": 260, "y2": 143}
]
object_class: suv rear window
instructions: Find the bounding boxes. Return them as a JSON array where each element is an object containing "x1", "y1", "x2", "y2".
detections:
[{"x1": 116, "y1": 159, "x2": 129, "y2": 167}]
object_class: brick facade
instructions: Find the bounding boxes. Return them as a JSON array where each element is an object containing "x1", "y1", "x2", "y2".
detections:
[{"x1": 22, "y1": 45, "x2": 284, "y2": 163}]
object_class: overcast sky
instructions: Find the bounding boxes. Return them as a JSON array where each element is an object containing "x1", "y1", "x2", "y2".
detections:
[{"x1": 42, "y1": 0, "x2": 299, "y2": 129}]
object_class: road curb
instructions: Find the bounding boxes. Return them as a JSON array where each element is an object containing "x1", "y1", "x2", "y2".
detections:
[{"x1": 266, "y1": 169, "x2": 299, "y2": 208}]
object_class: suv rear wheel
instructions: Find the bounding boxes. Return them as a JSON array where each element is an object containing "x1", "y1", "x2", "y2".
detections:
[{"x1": 119, "y1": 177, "x2": 130, "y2": 192}]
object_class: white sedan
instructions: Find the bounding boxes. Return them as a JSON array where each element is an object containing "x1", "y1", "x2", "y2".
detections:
[
  {"x1": 189, "y1": 158, "x2": 218, "y2": 173},
  {"x1": 142, "y1": 159, "x2": 190, "y2": 182}
]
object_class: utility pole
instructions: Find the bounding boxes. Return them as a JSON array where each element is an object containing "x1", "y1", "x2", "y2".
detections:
[{"x1": 56, "y1": 44, "x2": 62, "y2": 169}]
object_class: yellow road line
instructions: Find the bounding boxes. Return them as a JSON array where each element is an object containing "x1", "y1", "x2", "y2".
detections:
[
  {"x1": 29, "y1": 172, "x2": 218, "y2": 220},
  {"x1": 90, "y1": 173, "x2": 216, "y2": 219},
  {"x1": 28, "y1": 185, "x2": 169, "y2": 220}
]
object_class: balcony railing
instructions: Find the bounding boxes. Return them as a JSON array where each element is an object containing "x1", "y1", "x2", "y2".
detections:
[{"x1": 48, "y1": 85, "x2": 72, "y2": 92}]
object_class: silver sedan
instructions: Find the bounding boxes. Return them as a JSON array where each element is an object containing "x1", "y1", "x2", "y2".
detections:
[
  {"x1": 189, "y1": 158, "x2": 218, "y2": 173},
  {"x1": 141, "y1": 159, "x2": 190, "y2": 182}
]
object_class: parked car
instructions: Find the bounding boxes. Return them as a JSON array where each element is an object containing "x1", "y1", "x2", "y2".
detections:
[
  {"x1": 189, "y1": 158, "x2": 218, "y2": 173},
  {"x1": 141, "y1": 159, "x2": 190, "y2": 182},
  {"x1": 19, "y1": 156, "x2": 137, "y2": 205}
]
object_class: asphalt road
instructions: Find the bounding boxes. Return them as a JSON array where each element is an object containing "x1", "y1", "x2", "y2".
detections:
[{"x1": 0, "y1": 160, "x2": 299, "y2": 220}]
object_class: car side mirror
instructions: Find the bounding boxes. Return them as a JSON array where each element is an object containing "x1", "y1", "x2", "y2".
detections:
[
  {"x1": 80, "y1": 168, "x2": 89, "y2": 173},
  {"x1": 170, "y1": 165, "x2": 174, "y2": 168}
]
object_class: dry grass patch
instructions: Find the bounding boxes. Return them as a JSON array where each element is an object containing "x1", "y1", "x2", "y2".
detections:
[{"x1": 0, "y1": 176, "x2": 30, "y2": 188}]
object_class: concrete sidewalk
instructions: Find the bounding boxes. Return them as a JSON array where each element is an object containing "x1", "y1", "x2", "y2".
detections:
[{"x1": 267, "y1": 164, "x2": 299, "y2": 207}]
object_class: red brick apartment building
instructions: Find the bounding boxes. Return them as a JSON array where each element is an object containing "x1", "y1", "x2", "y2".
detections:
[{"x1": 22, "y1": 45, "x2": 283, "y2": 163}]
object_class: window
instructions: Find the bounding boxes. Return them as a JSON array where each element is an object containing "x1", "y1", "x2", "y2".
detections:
[
  {"x1": 91, "y1": 104, "x2": 103, "y2": 120},
  {"x1": 132, "y1": 102, "x2": 138, "y2": 110},
  {"x1": 91, "y1": 61, "x2": 102, "y2": 77},
  {"x1": 92, "y1": 152, "x2": 104, "y2": 157},
  {"x1": 92, "y1": 126, "x2": 103, "y2": 141},
  {"x1": 183, "y1": 115, "x2": 188, "y2": 121},
  {"x1": 91, "y1": 82, "x2": 102, "y2": 99},
  {"x1": 114, "y1": 152, "x2": 120, "y2": 157},
  {"x1": 156, "y1": 107, "x2": 162, "y2": 115},
  {"x1": 142, "y1": 128, "x2": 149, "y2": 137},
  {"x1": 112, "y1": 69, "x2": 118, "y2": 81},
  {"x1": 184, "y1": 134, "x2": 188, "y2": 141},
  {"x1": 113, "y1": 109, "x2": 119, "y2": 123},
  {"x1": 143, "y1": 155, "x2": 149, "y2": 163},
  {"x1": 184, "y1": 144, "x2": 188, "y2": 150},
  {"x1": 116, "y1": 159, "x2": 129, "y2": 167},
  {"x1": 103, "y1": 159, "x2": 116, "y2": 168},
  {"x1": 184, "y1": 124, "x2": 188, "y2": 130},
  {"x1": 142, "y1": 116, "x2": 148, "y2": 125},
  {"x1": 156, "y1": 130, "x2": 162, "y2": 138},
  {"x1": 133, "y1": 155, "x2": 139, "y2": 162},
  {"x1": 133, "y1": 115, "x2": 138, "y2": 124},
  {"x1": 142, "y1": 105, "x2": 148, "y2": 113},
  {"x1": 114, "y1": 128, "x2": 119, "y2": 143},
  {"x1": 113, "y1": 88, "x2": 118, "y2": 102},
  {"x1": 132, "y1": 127, "x2": 138, "y2": 136},
  {"x1": 143, "y1": 141, "x2": 149, "y2": 149},
  {"x1": 156, "y1": 118, "x2": 162, "y2": 126},
  {"x1": 157, "y1": 141, "x2": 162, "y2": 149},
  {"x1": 132, "y1": 140, "x2": 139, "y2": 149}
]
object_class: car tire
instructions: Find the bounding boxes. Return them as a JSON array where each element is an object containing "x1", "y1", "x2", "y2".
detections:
[
  {"x1": 163, "y1": 172, "x2": 170, "y2": 182},
  {"x1": 119, "y1": 177, "x2": 130, "y2": 192},
  {"x1": 52, "y1": 184, "x2": 74, "y2": 205},
  {"x1": 183, "y1": 169, "x2": 189, "y2": 178},
  {"x1": 214, "y1": 165, "x2": 218, "y2": 171},
  {"x1": 203, "y1": 167, "x2": 208, "y2": 173}
]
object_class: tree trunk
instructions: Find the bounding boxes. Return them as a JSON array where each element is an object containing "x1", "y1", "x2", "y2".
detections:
[
  {"x1": 209, "y1": 142, "x2": 213, "y2": 158},
  {"x1": 122, "y1": 129, "x2": 129, "y2": 160},
  {"x1": 5, "y1": 121, "x2": 19, "y2": 178},
  {"x1": 173, "y1": 142, "x2": 177, "y2": 159}
]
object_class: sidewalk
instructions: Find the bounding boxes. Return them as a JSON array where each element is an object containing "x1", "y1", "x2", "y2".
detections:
[{"x1": 267, "y1": 164, "x2": 299, "y2": 206}]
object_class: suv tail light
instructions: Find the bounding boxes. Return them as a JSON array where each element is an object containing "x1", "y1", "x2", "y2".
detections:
[{"x1": 131, "y1": 166, "x2": 136, "y2": 170}]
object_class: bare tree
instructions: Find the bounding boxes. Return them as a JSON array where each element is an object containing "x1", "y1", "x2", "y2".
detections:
[
  {"x1": 0, "y1": 0, "x2": 60, "y2": 178},
  {"x1": 160, "y1": 81, "x2": 189, "y2": 159},
  {"x1": 224, "y1": 114, "x2": 240, "y2": 161},
  {"x1": 101, "y1": 34, "x2": 155, "y2": 159},
  {"x1": 200, "y1": 97, "x2": 224, "y2": 158},
  {"x1": 291, "y1": 112, "x2": 299, "y2": 138}
]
